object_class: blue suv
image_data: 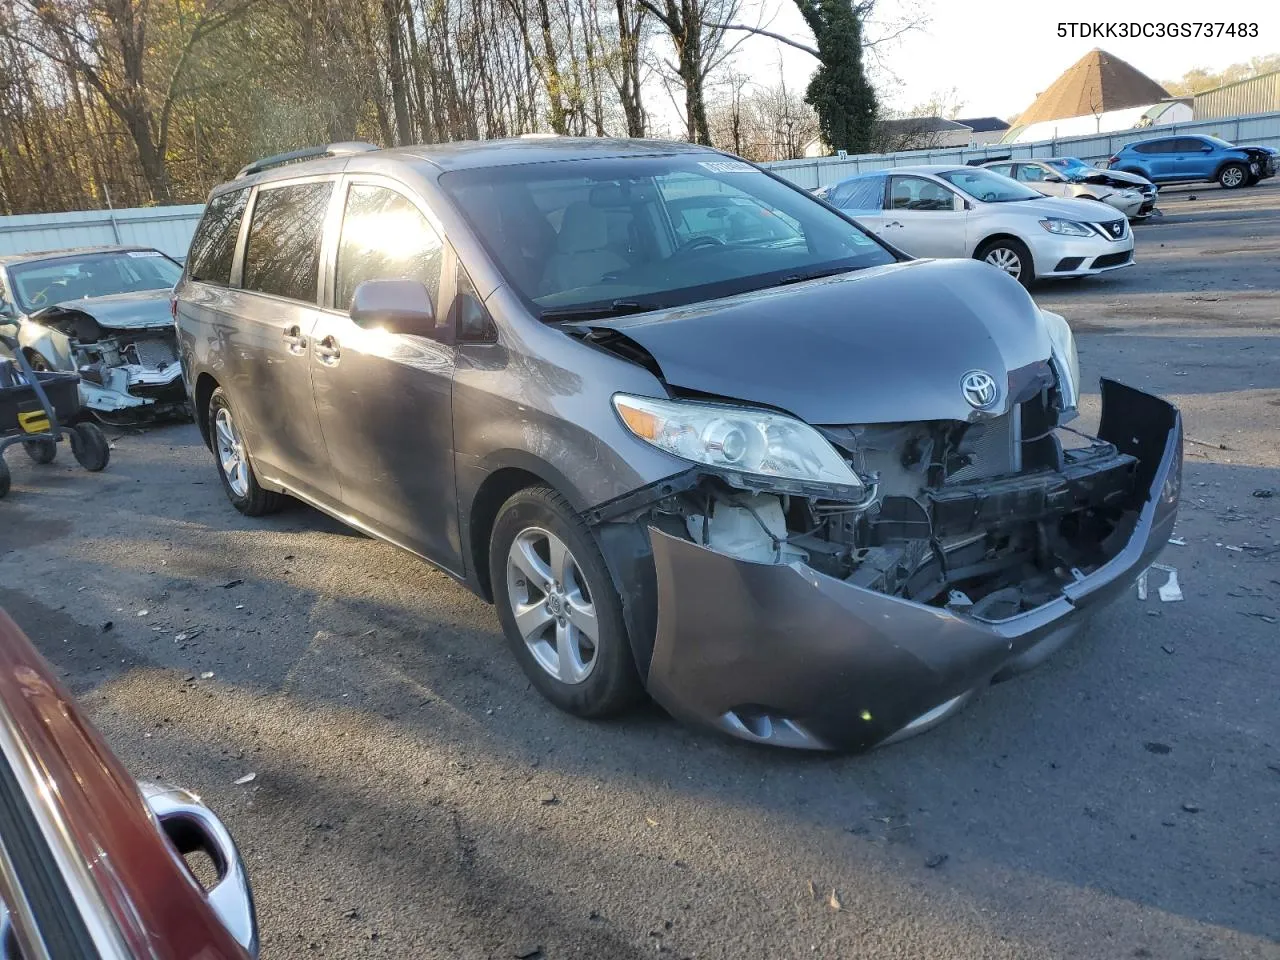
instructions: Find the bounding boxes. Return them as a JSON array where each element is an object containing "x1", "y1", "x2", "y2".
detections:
[{"x1": 1108, "y1": 135, "x2": 1277, "y2": 190}]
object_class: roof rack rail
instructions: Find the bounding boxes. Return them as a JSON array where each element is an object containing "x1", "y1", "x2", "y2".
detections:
[{"x1": 236, "y1": 142, "x2": 379, "y2": 179}]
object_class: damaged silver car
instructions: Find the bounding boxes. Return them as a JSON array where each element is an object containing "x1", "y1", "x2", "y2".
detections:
[
  {"x1": 175, "y1": 138, "x2": 1181, "y2": 751},
  {"x1": 0, "y1": 247, "x2": 188, "y2": 424}
]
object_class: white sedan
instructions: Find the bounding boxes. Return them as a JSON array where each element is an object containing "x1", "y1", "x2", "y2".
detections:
[
  {"x1": 817, "y1": 165, "x2": 1135, "y2": 286},
  {"x1": 982, "y1": 158, "x2": 1153, "y2": 219}
]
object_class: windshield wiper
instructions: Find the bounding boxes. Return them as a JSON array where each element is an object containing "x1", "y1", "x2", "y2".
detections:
[
  {"x1": 774, "y1": 264, "x2": 859, "y2": 287},
  {"x1": 539, "y1": 299, "x2": 665, "y2": 323}
]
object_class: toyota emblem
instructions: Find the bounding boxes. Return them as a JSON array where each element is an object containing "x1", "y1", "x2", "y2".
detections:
[{"x1": 961, "y1": 370, "x2": 998, "y2": 409}]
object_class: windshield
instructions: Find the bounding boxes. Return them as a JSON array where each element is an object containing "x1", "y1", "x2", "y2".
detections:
[
  {"x1": 440, "y1": 155, "x2": 896, "y2": 317},
  {"x1": 8, "y1": 251, "x2": 181, "y2": 312},
  {"x1": 937, "y1": 168, "x2": 1042, "y2": 203},
  {"x1": 1203, "y1": 135, "x2": 1234, "y2": 148}
]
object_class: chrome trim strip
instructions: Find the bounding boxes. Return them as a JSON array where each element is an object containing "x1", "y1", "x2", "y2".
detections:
[{"x1": 0, "y1": 713, "x2": 130, "y2": 960}]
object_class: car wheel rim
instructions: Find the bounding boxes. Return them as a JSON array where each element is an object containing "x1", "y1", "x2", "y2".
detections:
[
  {"x1": 985, "y1": 247, "x2": 1022, "y2": 278},
  {"x1": 506, "y1": 527, "x2": 598, "y2": 685},
  {"x1": 214, "y1": 406, "x2": 250, "y2": 498},
  {"x1": 1222, "y1": 167, "x2": 1243, "y2": 187}
]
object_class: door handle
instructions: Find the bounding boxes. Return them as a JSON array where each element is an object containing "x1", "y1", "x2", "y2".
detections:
[
  {"x1": 282, "y1": 325, "x2": 307, "y2": 355},
  {"x1": 884, "y1": 220, "x2": 903, "y2": 228},
  {"x1": 315, "y1": 335, "x2": 341, "y2": 365}
]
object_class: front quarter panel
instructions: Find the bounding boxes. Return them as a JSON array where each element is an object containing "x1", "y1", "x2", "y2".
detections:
[{"x1": 16, "y1": 320, "x2": 74, "y2": 369}]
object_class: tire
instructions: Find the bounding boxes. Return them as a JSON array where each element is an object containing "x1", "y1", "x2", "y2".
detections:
[
  {"x1": 1245, "y1": 173, "x2": 1259, "y2": 187},
  {"x1": 22, "y1": 438, "x2": 56, "y2": 464},
  {"x1": 1218, "y1": 163, "x2": 1247, "y2": 189},
  {"x1": 489, "y1": 485, "x2": 643, "y2": 718},
  {"x1": 976, "y1": 237, "x2": 1034, "y2": 287},
  {"x1": 69, "y1": 422, "x2": 110, "y2": 471},
  {"x1": 208, "y1": 387, "x2": 282, "y2": 516},
  {"x1": 0, "y1": 457, "x2": 10, "y2": 498}
]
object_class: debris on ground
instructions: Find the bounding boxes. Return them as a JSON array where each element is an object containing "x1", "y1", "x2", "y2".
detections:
[
  {"x1": 1167, "y1": 537, "x2": 1186, "y2": 546},
  {"x1": 1181, "y1": 802, "x2": 1200, "y2": 813},
  {"x1": 1148, "y1": 564, "x2": 1182, "y2": 602},
  {"x1": 826, "y1": 888, "x2": 842, "y2": 911},
  {"x1": 1252, "y1": 489, "x2": 1274, "y2": 499},
  {"x1": 538, "y1": 791, "x2": 558, "y2": 805},
  {"x1": 234, "y1": 772, "x2": 256, "y2": 785},
  {"x1": 1240, "y1": 612, "x2": 1277, "y2": 624},
  {"x1": 1136, "y1": 569, "x2": 1148, "y2": 601},
  {"x1": 101, "y1": 621, "x2": 113, "y2": 632},
  {"x1": 221, "y1": 578, "x2": 244, "y2": 589},
  {"x1": 199, "y1": 671, "x2": 214, "y2": 679},
  {"x1": 136, "y1": 609, "x2": 149, "y2": 617},
  {"x1": 925, "y1": 853, "x2": 949, "y2": 869},
  {"x1": 1185, "y1": 436, "x2": 1228, "y2": 450},
  {"x1": 514, "y1": 947, "x2": 544, "y2": 960},
  {"x1": 1144, "y1": 742, "x2": 1172, "y2": 755}
]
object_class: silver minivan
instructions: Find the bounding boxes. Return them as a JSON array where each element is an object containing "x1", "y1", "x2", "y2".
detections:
[{"x1": 174, "y1": 138, "x2": 1180, "y2": 751}]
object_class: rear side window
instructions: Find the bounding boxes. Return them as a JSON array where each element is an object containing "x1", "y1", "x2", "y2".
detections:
[
  {"x1": 187, "y1": 188, "x2": 248, "y2": 285},
  {"x1": 985, "y1": 164, "x2": 1014, "y2": 178},
  {"x1": 830, "y1": 176, "x2": 885, "y2": 212},
  {"x1": 1176, "y1": 138, "x2": 1208, "y2": 152},
  {"x1": 1134, "y1": 140, "x2": 1171, "y2": 155},
  {"x1": 334, "y1": 184, "x2": 443, "y2": 312},
  {"x1": 242, "y1": 182, "x2": 332, "y2": 303}
]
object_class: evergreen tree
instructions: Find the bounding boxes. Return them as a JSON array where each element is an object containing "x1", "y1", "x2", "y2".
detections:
[{"x1": 794, "y1": 0, "x2": 878, "y2": 154}]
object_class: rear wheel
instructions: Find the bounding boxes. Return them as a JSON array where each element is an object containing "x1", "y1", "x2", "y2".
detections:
[
  {"x1": 22, "y1": 438, "x2": 56, "y2": 464},
  {"x1": 69, "y1": 423, "x2": 110, "y2": 471},
  {"x1": 489, "y1": 486, "x2": 643, "y2": 718},
  {"x1": 976, "y1": 237, "x2": 1034, "y2": 287},
  {"x1": 208, "y1": 387, "x2": 282, "y2": 516},
  {"x1": 1218, "y1": 163, "x2": 1247, "y2": 189}
]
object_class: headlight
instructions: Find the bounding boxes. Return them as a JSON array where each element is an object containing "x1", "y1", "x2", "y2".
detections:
[
  {"x1": 1040, "y1": 309, "x2": 1080, "y2": 421},
  {"x1": 1039, "y1": 218, "x2": 1095, "y2": 237},
  {"x1": 613, "y1": 394, "x2": 862, "y2": 490}
]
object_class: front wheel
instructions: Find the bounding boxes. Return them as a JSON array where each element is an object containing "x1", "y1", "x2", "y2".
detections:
[
  {"x1": 976, "y1": 238, "x2": 1034, "y2": 287},
  {"x1": 1218, "y1": 163, "x2": 1248, "y2": 189},
  {"x1": 489, "y1": 486, "x2": 643, "y2": 718},
  {"x1": 208, "y1": 387, "x2": 282, "y2": 516}
]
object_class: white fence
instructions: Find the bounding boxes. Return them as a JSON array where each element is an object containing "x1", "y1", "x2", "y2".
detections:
[
  {"x1": 761, "y1": 110, "x2": 1280, "y2": 190},
  {"x1": 0, "y1": 204, "x2": 204, "y2": 260}
]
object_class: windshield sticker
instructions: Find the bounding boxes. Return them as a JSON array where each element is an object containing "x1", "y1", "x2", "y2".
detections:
[
  {"x1": 698, "y1": 160, "x2": 758, "y2": 174},
  {"x1": 126, "y1": 250, "x2": 163, "y2": 258}
]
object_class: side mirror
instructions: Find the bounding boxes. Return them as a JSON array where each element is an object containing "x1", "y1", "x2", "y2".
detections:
[
  {"x1": 952, "y1": 194, "x2": 967, "y2": 212},
  {"x1": 1202, "y1": 145, "x2": 1215, "y2": 152},
  {"x1": 349, "y1": 279, "x2": 448, "y2": 342},
  {"x1": 1043, "y1": 174, "x2": 1064, "y2": 183}
]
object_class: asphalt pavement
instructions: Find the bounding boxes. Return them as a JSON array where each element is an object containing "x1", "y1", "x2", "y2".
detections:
[{"x1": 1, "y1": 181, "x2": 1278, "y2": 960}]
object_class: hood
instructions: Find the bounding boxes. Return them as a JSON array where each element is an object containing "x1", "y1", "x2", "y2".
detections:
[
  {"x1": 1077, "y1": 168, "x2": 1151, "y2": 189},
  {"x1": 1234, "y1": 144, "x2": 1278, "y2": 159},
  {"x1": 34, "y1": 289, "x2": 172, "y2": 329},
  {"x1": 578, "y1": 258, "x2": 1052, "y2": 425},
  {"x1": 990, "y1": 195, "x2": 1126, "y2": 223}
]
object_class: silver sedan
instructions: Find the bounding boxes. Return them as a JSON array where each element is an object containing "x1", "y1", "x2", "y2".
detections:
[
  {"x1": 982, "y1": 158, "x2": 1153, "y2": 219},
  {"x1": 819, "y1": 165, "x2": 1135, "y2": 286}
]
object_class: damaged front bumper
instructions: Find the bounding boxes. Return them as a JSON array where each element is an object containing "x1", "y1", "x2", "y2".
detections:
[
  {"x1": 642, "y1": 380, "x2": 1182, "y2": 751},
  {"x1": 78, "y1": 359, "x2": 185, "y2": 415}
]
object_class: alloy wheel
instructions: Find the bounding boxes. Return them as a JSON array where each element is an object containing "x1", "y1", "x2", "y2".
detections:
[
  {"x1": 505, "y1": 527, "x2": 598, "y2": 684},
  {"x1": 1221, "y1": 166, "x2": 1244, "y2": 188},
  {"x1": 214, "y1": 406, "x2": 249, "y2": 498},
  {"x1": 984, "y1": 247, "x2": 1022, "y2": 278}
]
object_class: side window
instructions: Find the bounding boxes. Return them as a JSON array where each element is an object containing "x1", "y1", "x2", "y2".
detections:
[
  {"x1": 187, "y1": 188, "x2": 249, "y2": 285},
  {"x1": 985, "y1": 164, "x2": 1014, "y2": 178},
  {"x1": 889, "y1": 177, "x2": 953, "y2": 212},
  {"x1": 1133, "y1": 141, "x2": 1160, "y2": 154},
  {"x1": 1176, "y1": 138, "x2": 1208, "y2": 152},
  {"x1": 1015, "y1": 164, "x2": 1046, "y2": 183},
  {"x1": 832, "y1": 177, "x2": 885, "y2": 212},
  {"x1": 452, "y1": 263, "x2": 496, "y2": 342},
  {"x1": 242, "y1": 181, "x2": 332, "y2": 303},
  {"x1": 335, "y1": 184, "x2": 443, "y2": 313}
]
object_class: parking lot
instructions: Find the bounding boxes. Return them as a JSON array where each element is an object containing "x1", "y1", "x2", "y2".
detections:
[{"x1": 1, "y1": 180, "x2": 1278, "y2": 959}]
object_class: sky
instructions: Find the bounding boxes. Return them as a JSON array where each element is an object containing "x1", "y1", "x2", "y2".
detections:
[{"x1": 726, "y1": 0, "x2": 1280, "y2": 121}]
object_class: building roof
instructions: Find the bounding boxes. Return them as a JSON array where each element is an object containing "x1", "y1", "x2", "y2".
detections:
[
  {"x1": 877, "y1": 117, "x2": 970, "y2": 134},
  {"x1": 1018, "y1": 49, "x2": 1170, "y2": 126},
  {"x1": 955, "y1": 117, "x2": 1010, "y2": 133}
]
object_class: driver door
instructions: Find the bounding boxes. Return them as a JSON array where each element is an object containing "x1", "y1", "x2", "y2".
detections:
[{"x1": 882, "y1": 176, "x2": 968, "y2": 258}]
